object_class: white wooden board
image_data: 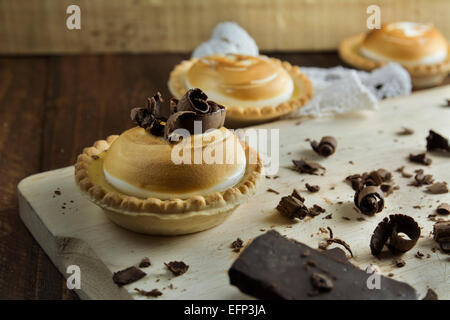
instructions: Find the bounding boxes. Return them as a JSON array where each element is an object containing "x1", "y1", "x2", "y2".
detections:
[{"x1": 18, "y1": 86, "x2": 450, "y2": 300}]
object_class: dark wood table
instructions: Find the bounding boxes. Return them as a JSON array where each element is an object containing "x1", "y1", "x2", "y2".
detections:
[{"x1": 0, "y1": 52, "x2": 447, "y2": 299}]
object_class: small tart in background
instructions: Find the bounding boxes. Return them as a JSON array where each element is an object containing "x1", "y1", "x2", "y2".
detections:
[
  {"x1": 168, "y1": 54, "x2": 313, "y2": 127},
  {"x1": 75, "y1": 89, "x2": 263, "y2": 235},
  {"x1": 339, "y1": 22, "x2": 450, "y2": 88}
]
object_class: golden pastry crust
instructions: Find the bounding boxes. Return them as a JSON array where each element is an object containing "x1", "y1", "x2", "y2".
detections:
[
  {"x1": 74, "y1": 135, "x2": 263, "y2": 216},
  {"x1": 339, "y1": 34, "x2": 450, "y2": 78},
  {"x1": 168, "y1": 57, "x2": 313, "y2": 124}
]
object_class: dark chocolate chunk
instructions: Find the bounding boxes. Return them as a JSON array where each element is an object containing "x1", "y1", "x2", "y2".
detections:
[
  {"x1": 113, "y1": 266, "x2": 146, "y2": 286},
  {"x1": 231, "y1": 238, "x2": 244, "y2": 253},
  {"x1": 427, "y1": 182, "x2": 449, "y2": 194},
  {"x1": 134, "y1": 288, "x2": 163, "y2": 297},
  {"x1": 436, "y1": 203, "x2": 450, "y2": 215},
  {"x1": 276, "y1": 190, "x2": 309, "y2": 220},
  {"x1": 229, "y1": 230, "x2": 417, "y2": 300},
  {"x1": 165, "y1": 261, "x2": 189, "y2": 276},
  {"x1": 409, "y1": 153, "x2": 432, "y2": 165},
  {"x1": 310, "y1": 136, "x2": 337, "y2": 157},
  {"x1": 422, "y1": 288, "x2": 439, "y2": 300},
  {"x1": 396, "y1": 127, "x2": 414, "y2": 136},
  {"x1": 354, "y1": 186, "x2": 384, "y2": 215},
  {"x1": 370, "y1": 214, "x2": 421, "y2": 256},
  {"x1": 433, "y1": 221, "x2": 450, "y2": 253},
  {"x1": 139, "y1": 257, "x2": 151, "y2": 268},
  {"x1": 305, "y1": 183, "x2": 320, "y2": 193},
  {"x1": 426, "y1": 130, "x2": 450, "y2": 152},
  {"x1": 292, "y1": 159, "x2": 325, "y2": 175}
]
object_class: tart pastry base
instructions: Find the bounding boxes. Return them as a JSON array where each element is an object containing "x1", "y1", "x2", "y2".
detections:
[
  {"x1": 75, "y1": 135, "x2": 263, "y2": 235},
  {"x1": 339, "y1": 34, "x2": 450, "y2": 89},
  {"x1": 168, "y1": 58, "x2": 313, "y2": 127}
]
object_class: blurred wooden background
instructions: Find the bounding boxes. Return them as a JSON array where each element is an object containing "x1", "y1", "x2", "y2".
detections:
[{"x1": 1, "y1": 0, "x2": 449, "y2": 54}]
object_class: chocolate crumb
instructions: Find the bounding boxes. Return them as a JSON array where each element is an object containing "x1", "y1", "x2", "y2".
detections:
[
  {"x1": 134, "y1": 288, "x2": 162, "y2": 297},
  {"x1": 427, "y1": 182, "x2": 449, "y2": 194},
  {"x1": 305, "y1": 183, "x2": 320, "y2": 193},
  {"x1": 415, "y1": 251, "x2": 424, "y2": 259},
  {"x1": 409, "y1": 169, "x2": 434, "y2": 187},
  {"x1": 323, "y1": 214, "x2": 333, "y2": 220},
  {"x1": 139, "y1": 257, "x2": 151, "y2": 268},
  {"x1": 394, "y1": 259, "x2": 406, "y2": 268},
  {"x1": 308, "y1": 204, "x2": 325, "y2": 217},
  {"x1": 422, "y1": 288, "x2": 439, "y2": 300},
  {"x1": 165, "y1": 261, "x2": 189, "y2": 276},
  {"x1": 231, "y1": 238, "x2": 244, "y2": 253},
  {"x1": 396, "y1": 166, "x2": 413, "y2": 178},
  {"x1": 409, "y1": 153, "x2": 432, "y2": 166},
  {"x1": 113, "y1": 266, "x2": 146, "y2": 286},
  {"x1": 54, "y1": 190, "x2": 61, "y2": 196},
  {"x1": 326, "y1": 238, "x2": 353, "y2": 257},
  {"x1": 388, "y1": 273, "x2": 394, "y2": 277},
  {"x1": 396, "y1": 127, "x2": 414, "y2": 136},
  {"x1": 437, "y1": 203, "x2": 450, "y2": 215}
]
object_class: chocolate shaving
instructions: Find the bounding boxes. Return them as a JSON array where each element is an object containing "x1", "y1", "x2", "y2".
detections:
[
  {"x1": 409, "y1": 153, "x2": 432, "y2": 166},
  {"x1": 131, "y1": 92, "x2": 167, "y2": 136},
  {"x1": 293, "y1": 159, "x2": 325, "y2": 175},
  {"x1": 164, "y1": 88, "x2": 225, "y2": 140},
  {"x1": 427, "y1": 182, "x2": 449, "y2": 194},
  {"x1": 326, "y1": 238, "x2": 353, "y2": 257},
  {"x1": 276, "y1": 190, "x2": 309, "y2": 220},
  {"x1": 267, "y1": 188, "x2": 280, "y2": 195},
  {"x1": 354, "y1": 186, "x2": 384, "y2": 215},
  {"x1": 426, "y1": 130, "x2": 450, "y2": 152},
  {"x1": 346, "y1": 168, "x2": 394, "y2": 197},
  {"x1": 165, "y1": 261, "x2": 189, "y2": 276},
  {"x1": 308, "y1": 204, "x2": 325, "y2": 217},
  {"x1": 436, "y1": 203, "x2": 450, "y2": 215},
  {"x1": 138, "y1": 257, "x2": 151, "y2": 268},
  {"x1": 370, "y1": 214, "x2": 421, "y2": 256},
  {"x1": 305, "y1": 183, "x2": 320, "y2": 193},
  {"x1": 134, "y1": 288, "x2": 163, "y2": 297},
  {"x1": 394, "y1": 259, "x2": 406, "y2": 268},
  {"x1": 310, "y1": 136, "x2": 337, "y2": 157},
  {"x1": 231, "y1": 238, "x2": 244, "y2": 253},
  {"x1": 113, "y1": 266, "x2": 146, "y2": 286},
  {"x1": 395, "y1": 166, "x2": 412, "y2": 178},
  {"x1": 433, "y1": 221, "x2": 450, "y2": 253}
]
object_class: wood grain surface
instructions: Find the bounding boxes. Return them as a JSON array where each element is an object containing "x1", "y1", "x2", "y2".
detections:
[{"x1": 0, "y1": 52, "x2": 448, "y2": 299}]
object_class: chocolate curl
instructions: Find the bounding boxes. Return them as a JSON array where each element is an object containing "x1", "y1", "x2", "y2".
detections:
[
  {"x1": 164, "y1": 89, "x2": 226, "y2": 141},
  {"x1": 426, "y1": 130, "x2": 450, "y2": 152},
  {"x1": 311, "y1": 136, "x2": 337, "y2": 157},
  {"x1": 433, "y1": 221, "x2": 450, "y2": 253},
  {"x1": 354, "y1": 186, "x2": 384, "y2": 215},
  {"x1": 130, "y1": 92, "x2": 167, "y2": 136},
  {"x1": 370, "y1": 214, "x2": 421, "y2": 256}
]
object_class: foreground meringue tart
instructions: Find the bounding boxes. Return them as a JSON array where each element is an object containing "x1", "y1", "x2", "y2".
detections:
[
  {"x1": 75, "y1": 89, "x2": 263, "y2": 235},
  {"x1": 168, "y1": 54, "x2": 313, "y2": 127},
  {"x1": 339, "y1": 22, "x2": 450, "y2": 88}
]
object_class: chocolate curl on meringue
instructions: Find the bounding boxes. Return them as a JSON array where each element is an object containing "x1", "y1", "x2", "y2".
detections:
[
  {"x1": 131, "y1": 92, "x2": 167, "y2": 136},
  {"x1": 370, "y1": 214, "x2": 421, "y2": 256},
  {"x1": 164, "y1": 88, "x2": 226, "y2": 141},
  {"x1": 310, "y1": 136, "x2": 337, "y2": 157},
  {"x1": 354, "y1": 186, "x2": 384, "y2": 215}
]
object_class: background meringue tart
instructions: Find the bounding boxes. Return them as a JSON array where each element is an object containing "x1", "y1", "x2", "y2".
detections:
[
  {"x1": 168, "y1": 54, "x2": 313, "y2": 127},
  {"x1": 75, "y1": 89, "x2": 263, "y2": 236},
  {"x1": 339, "y1": 22, "x2": 450, "y2": 88}
]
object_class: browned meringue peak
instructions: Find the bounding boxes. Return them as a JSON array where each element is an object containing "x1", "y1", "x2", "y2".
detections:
[
  {"x1": 185, "y1": 54, "x2": 294, "y2": 108},
  {"x1": 361, "y1": 22, "x2": 448, "y2": 66}
]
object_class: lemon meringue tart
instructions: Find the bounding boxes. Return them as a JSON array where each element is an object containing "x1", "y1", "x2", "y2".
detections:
[
  {"x1": 75, "y1": 89, "x2": 263, "y2": 235},
  {"x1": 168, "y1": 54, "x2": 313, "y2": 127},
  {"x1": 339, "y1": 22, "x2": 450, "y2": 88}
]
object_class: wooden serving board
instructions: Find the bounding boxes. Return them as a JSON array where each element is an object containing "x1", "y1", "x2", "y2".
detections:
[{"x1": 19, "y1": 86, "x2": 450, "y2": 300}]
